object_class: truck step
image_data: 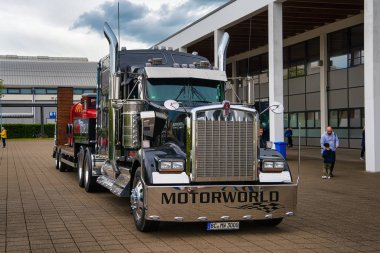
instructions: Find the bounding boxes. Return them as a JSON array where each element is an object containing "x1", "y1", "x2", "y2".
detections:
[{"x1": 96, "y1": 175, "x2": 130, "y2": 198}]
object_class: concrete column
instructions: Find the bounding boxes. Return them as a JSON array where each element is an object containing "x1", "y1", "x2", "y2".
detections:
[
  {"x1": 364, "y1": 0, "x2": 380, "y2": 172},
  {"x1": 268, "y1": 2, "x2": 284, "y2": 142},
  {"x1": 319, "y1": 34, "x2": 328, "y2": 135},
  {"x1": 214, "y1": 29, "x2": 224, "y2": 69}
]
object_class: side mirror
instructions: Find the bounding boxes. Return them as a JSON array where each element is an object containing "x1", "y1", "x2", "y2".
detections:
[{"x1": 164, "y1": 100, "x2": 180, "y2": 110}]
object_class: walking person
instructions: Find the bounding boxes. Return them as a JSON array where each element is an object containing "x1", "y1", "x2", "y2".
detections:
[
  {"x1": 1, "y1": 127, "x2": 7, "y2": 148},
  {"x1": 360, "y1": 127, "x2": 365, "y2": 160},
  {"x1": 321, "y1": 126, "x2": 339, "y2": 177},
  {"x1": 285, "y1": 127, "x2": 293, "y2": 147},
  {"x1": 322, "y1": 143, "x2": 334, "y2": 179}
]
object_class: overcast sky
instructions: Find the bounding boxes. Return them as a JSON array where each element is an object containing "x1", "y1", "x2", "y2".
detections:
[{"x1": 0, "y1": 0, "x2": 228, "y2": 62}]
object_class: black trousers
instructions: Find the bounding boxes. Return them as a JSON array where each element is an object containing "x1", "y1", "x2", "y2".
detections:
[
  {"x1": 287, "y1": 137, "x2": 293, "y2": 147},
  {"x1": 2, "y1": 138, "x2": 5, "y2": 147}
]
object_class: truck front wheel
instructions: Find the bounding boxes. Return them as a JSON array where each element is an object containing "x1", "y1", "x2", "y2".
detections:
[
  {"x1": 83, "y1": 148, "x2": 97, "y2": 192},
  {"x1": 77, "y1": 147, "x2": 85, "y2": 188},
  {"x1": 131, "y1": 167, "x2": 159, "y2": 232},
  {"x1": 55, "y1": 148, "x2": 60, "y2": 170},
  {"x1": 58, "y1": 151, "x2": 66, "y2": 172}
]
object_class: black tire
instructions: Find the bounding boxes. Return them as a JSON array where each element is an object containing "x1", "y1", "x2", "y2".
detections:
[
  {"x1": 58, "y1": 151, "x2": 66, "y2": 172},
  {"x1": 83, "y1": 148, "x2": 97, "y2": 192},
  {"x1": 255, "y1": 218, "x2": 283, "y2": 227},
  {"x1": 130, "y1": 167, "x2": 159, "y2": 232},
  {"x1": 77, "y1": 147, "x2": 85, "y2": 188},
  {"x1": 55, "y1": 149, "x2": 60, "y2": 170}
]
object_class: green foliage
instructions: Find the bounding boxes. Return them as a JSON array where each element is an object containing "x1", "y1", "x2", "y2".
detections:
[{"x1": 2, "y1": 124, "x2": 55, "y2": 139}]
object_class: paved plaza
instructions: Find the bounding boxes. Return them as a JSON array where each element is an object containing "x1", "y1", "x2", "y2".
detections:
[{"x1": 0, "y1": 140, "x2": 379, "y2": 253}]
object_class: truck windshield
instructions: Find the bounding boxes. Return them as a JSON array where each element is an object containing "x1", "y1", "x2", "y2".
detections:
[{"x1": 146, "y1": 78, "x2": 224, "y2": 104}]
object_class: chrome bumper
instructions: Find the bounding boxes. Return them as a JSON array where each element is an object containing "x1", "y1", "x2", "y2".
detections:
[{"x1": 144, "y1": 184, "x2": 297, "y2": 222}]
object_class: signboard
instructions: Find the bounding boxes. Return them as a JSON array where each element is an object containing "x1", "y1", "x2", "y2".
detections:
[{"x1": 49, "y1": 112, "x2": 56, "y2": 119}]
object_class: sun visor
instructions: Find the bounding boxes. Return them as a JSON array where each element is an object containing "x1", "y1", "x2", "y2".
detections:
[{"x1": 144, "y1": 66, "x2": 227, "y2": 82}]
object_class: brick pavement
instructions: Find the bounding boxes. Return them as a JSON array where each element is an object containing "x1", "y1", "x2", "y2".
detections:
[{"x1": 0, "y1": 140, "x2": 380, "y2": 253}]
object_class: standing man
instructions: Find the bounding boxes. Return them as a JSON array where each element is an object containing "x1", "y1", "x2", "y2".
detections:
[
  {"x1": 321, "y1": 126, "x2": 339, "y2": 177},
  {"x1": 285, "y1": 127, "x2": 293, "y2": 147},
  {"x1": 1, "y1": 127, "x2": 7, "y2": 148}
]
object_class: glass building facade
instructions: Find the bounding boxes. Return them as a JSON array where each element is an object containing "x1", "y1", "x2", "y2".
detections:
[{"x1": 227, "y1": 24, "x2": 364, "y2": 148}]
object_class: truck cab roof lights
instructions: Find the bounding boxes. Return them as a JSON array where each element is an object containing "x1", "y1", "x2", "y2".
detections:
[
  {"x1": 145, "y1": 62, "x2": 152, "y2": 67},
  {"x1": 199, "y1": 61, "x2": 210, "y2": 69},
  {"x1": 181, "y1": 64, "x2": 188, "y2": 68},
  {"x1": 151, "y1": 58, "x2": 163, "y2": 65},
  {"x1": 160, "y1": 46, "x2": 166, "y2": 50},
  {"x1": 188, "y1": 64, "x2": 195, "y2": 69},
  {"x1": 173, "y1": 63, "x2": 180, "y2": 68},
  {"x1": 152, "y1": 45, "x2": 159, "y2": 50},
  {"x1": 192, "y1": 51, "x2": 198, "y2": 55},
  {"x1": 167, "y1": 47, "x2": 173, "y2": 51}
]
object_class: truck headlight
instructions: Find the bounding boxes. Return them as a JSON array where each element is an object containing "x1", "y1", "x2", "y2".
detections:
[
  {"x1": 262, "y1": 161, "x2": 285, "y2": 172},
  {"x1": 158, "y1": 161, "x2": 184, "y2": 172},
  {"x1": 172, "y1": 161, "x2": 184, "y2": 170},
  {"x1": 159, "y1": 162, "x2": 172, "y2": 170},
  {"x1": 274, "y1": 162, "x2": 285, "y2": 169}
]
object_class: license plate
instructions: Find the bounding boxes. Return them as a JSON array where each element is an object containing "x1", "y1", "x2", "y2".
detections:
[{"x1": 207, "y1": 221, "x2": 240, "y2": 231}]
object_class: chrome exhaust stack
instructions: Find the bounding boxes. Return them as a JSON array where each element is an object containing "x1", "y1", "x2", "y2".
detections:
[
  {"x1": 104, "y1": 22, "x2": 119, "y2": 160},
  {"x1": 217, "y1": 32, "x2": 230, "y2": 71}
]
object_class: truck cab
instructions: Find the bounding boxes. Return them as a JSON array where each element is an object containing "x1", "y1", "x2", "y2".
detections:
[{"x1": 76, "y1": 22, "x2": 297, "y2": 232}]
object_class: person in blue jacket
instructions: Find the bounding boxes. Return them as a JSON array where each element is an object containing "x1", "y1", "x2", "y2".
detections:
[
  {"x1": 284, "y1": 128, "x2": 293, "y2": 147},
  {"x1": 321, "y1": 126, "x2": 339, "y2": 177}
]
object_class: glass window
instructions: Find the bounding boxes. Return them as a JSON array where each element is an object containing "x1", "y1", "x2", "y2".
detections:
[
  {"x1": 297, "y1": 64, "x2": 305, "y2": 76},
  {"x1": 236, "y1": 59, "x2": 248, "y2": 77},
  {"x1": 290, "y1": 113, "x2": 297, "y2": 128},
  {"x1": 307, "y1": 112, "x2": 315, "y2": 128},
  {"x1": 307, "y1": 60, "x2": 320, "y2": 75},
  {"x1": 289, "y1": 66, "x2": 297, "y2": 78},
  {"x1": 350, "y1": 25, "x2": 364, "y2": 48},
  {"x1": 283, "y1": 68, "x2": 289, "y2": 80},
  {"x1": 290, "y1": 43, "x2": 305, "y2": 62},
  {"x1": 74, "y1": 89, "x2": 83, "y2": 95},
  {"x1": 330, "y1": 55, "x2": 348, "y2": 70},
  {"x1": 338, "y1": 110, "x2": 348, "y2": 127},
  {"x1": 315, "y1": 111, "x2": 321, "y2": 128},
  {"x1": 7, "y1": 88, "x2": 20, "y2": 94},
  {"x1": 46, "y1": 88, "x2": 57, "y2": 94},
  {"x1": 284, "y1": 113, "x2": 289, "y2": 128},
  {"x1": 20, "y1": 88, "x2": 32, "y2": 94},
  {"x1": 298, "y1": 112, "x2": 306, "y2": 127},
  {"x1": 146, "y1": 78, "x2": 224, "y2": 104},
  {"x1": 84, "y1": 89, "x2": 95, "y2": 93},
  {"x1": 307, "y1": 37, "x2": 320, "y2": 59},
  {"x1": 349, "y1": 48, "x2": 364, "y2": 67},
  {"x1": 35, "y1": 88, "x2": 46, "y2": 94},
  {"x1": 349, "y1": 108, "x2": 361, "y2": 127},
  {"x1": 329, "y1": 110, "x2": 338, "y2": 127}
]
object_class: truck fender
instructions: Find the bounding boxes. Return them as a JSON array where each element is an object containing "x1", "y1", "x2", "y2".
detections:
[{"x1": 141, "y1": 143, "x2": 186, "y2": 184}]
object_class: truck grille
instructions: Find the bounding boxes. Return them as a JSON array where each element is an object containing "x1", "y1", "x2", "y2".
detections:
[{"x1": 194, "y1": 118, "x2": 256, "y2": 182}]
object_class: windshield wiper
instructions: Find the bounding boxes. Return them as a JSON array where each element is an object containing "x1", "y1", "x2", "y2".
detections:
[
  {"x1": 190, "y1": 86, "x2": 209, "y2": 102},
  {"x1": 175, "y1": 86, "x2": 186, "y2": 100}
]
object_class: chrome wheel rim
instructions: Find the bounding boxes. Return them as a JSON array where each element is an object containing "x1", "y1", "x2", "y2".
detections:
[
  {"x1": 84, "y1": 158, "x2": 89, "y2": 186},
  {"x1": 131, "y1": 179, "x2": 144, "y2": 221},
  {"x1": 78, "y1": 152, "x2": 83, "y2": 181}
]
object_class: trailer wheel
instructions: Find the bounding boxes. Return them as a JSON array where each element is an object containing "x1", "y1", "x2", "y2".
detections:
[
  {"x1": 131, "y1": 167, "x2": 159, "y2": 232},
  {"x1": 77, "y1": 147, "x2": 85, "y2": 188},
  {"x1": 256, "y1": 218, "x2": 283, "y2": 227},
  {"x1": 55, "y1": 148, "x2": 60, "y2": 170},
  {"x1": 83, "y1": 148, "x2": 97, "y2": 192},
  {"x1": 58, "y1": 152, "x2": 66, "y2": 172}
]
